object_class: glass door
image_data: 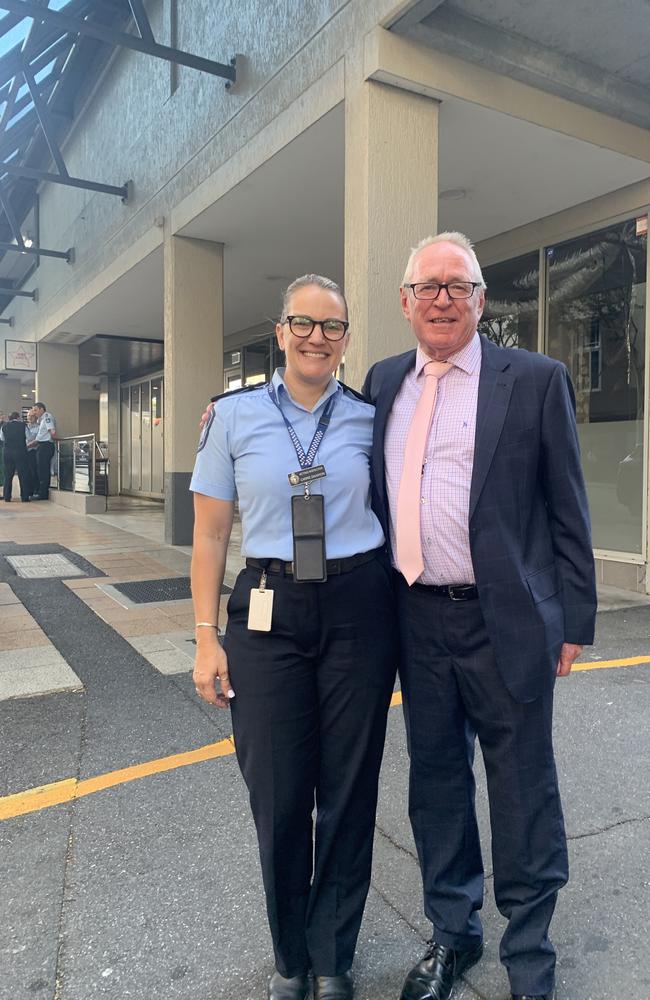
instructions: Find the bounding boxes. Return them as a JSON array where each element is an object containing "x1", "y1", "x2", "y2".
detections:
[
  {"x1": 141, "y1": 381, "x2": 151, "y2": 493},
  {"x1": 120, "y1": 387, "x2": 130, "y2": 491},
  {"x1": 130, "y1": 384, "x2": 142, "y2": 492},
  {"x1": 151, "y1": 377, "x2": 164, "y2": 494}
]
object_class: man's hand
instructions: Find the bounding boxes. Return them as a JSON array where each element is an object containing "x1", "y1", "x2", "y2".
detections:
[
  {"x1": 556, "y1": 642, "x2": 583, "y2": 677},
  {"x1": 199, "y1": 401, "x2": 215, "y2": 430}
]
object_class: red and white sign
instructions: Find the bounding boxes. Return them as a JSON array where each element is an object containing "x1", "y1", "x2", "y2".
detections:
[{"x1": 4, "y1": 340, "x2": 37, "y2": 371}]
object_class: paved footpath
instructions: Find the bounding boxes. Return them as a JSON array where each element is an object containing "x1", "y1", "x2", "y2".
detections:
[{"x1": 0, "y1": 499, "x2": 649, "y2": 1000}]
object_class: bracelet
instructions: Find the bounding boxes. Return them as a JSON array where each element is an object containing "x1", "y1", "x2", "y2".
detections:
[{"x1": 195, "y1": 622, "x2": 218, "y2": 629}]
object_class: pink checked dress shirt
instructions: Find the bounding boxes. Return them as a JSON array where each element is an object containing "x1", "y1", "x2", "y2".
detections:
[{"x1": 384, "y1": 332, "x2": 482, "y2": 585}]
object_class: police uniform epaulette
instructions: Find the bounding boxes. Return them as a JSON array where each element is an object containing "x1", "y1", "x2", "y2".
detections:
[
  {"x1": 337, "y1": 380, "x2": 368, "y2": 403},
  {"x1": 210, "y1": 383, "x2": 268, "y2": 403}
]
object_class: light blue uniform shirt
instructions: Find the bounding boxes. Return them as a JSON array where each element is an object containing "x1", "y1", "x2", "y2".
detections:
[
  {"x1": 25, "y1": 423, "x2": 39, "y2": 444},
  {"x1": 190, "y1": 368, "x2": 384, "y2": 560},
  {"x1": 35, "y1": 412, "x2": 56, "y2": 442}
]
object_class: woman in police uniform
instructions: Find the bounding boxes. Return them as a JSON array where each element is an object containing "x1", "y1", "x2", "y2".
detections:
[{"x1": 190, "y1": 275, "x2": 397, "y2": 1000}]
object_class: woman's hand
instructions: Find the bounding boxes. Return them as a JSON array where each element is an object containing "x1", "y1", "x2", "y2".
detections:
[{"x1": 193, "y1": 634, "x2": 235, "y2": 708}]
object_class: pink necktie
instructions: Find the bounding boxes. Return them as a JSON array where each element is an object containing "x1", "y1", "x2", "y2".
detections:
[{"x1": 396, "y1": 360, "x2": 451, "y2": 585}]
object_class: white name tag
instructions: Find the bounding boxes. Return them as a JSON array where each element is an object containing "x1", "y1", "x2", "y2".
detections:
[{"x1": 247, "y1": 587, "x2": 274, "y2": 631}]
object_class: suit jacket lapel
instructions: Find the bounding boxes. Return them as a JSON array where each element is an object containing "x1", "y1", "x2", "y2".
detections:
[
  {"x1": 469, "y1": 337, "x2": 514, "y2": 521},
  {"x1": 373, "y1": 351, "x2": 415, "y2": 515}
]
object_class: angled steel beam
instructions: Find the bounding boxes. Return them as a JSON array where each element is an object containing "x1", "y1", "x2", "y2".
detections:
[
  {"x1": 0, "y1": 112, "x2": 39, "y2": 160},
  {"x1": 128, "y1": 0, "x2": 154, "y2": 45},
  {"x1": 0, "y1": 161, "x2": 129, "y2": 199},
  {"x1": 0, "y1": 1, "x2": 237, "y2": 82},
  {"x1": 0, "y1": 68, "x2": 21, "y2": 131},
  {"x1": 0, "y1": 182, "x2": 23, "y2": 244},
  {"x1": 0, "y1": 31, "x2": 70, "y2": 98},
  {"x1": 21, "y1": 56, "x2": 68, "y2": 176},
  {"x1": 0, "y1": 285, "x2": 36, "y2": 299},
  {"x1": 0, "y1": 239, "x2": 71, "y2": 261}
]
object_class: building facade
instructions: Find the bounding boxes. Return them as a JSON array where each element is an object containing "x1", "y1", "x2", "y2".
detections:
[{"x1": 0, "y1": 0, "x2": 649, "y2": 591}]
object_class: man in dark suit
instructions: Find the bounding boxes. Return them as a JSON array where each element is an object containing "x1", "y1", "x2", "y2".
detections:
[
  {"x1": 1, "y1": 411, "x2": 31, "y2": 502},
  {"x1": 362, "y1": 232, "x2": 597, "y2": 1000}
]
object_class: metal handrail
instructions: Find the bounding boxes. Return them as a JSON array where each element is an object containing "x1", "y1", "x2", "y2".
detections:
[{"x1": 55, "y1": 434, "x2": 110, "y2": 500}]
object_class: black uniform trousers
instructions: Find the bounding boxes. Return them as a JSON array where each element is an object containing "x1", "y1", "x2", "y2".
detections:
[
  {"x1": 27, "y1": 449, "x2": 38, "y2": 495},
  {"x1": 224, "y1": 557, "x2": 398, "y2": 978},
  {"x1": 3, "y1": 450, "x2": 31, "y2": 501},
  {"x1": 36, "y1": 441, "x2": 55, "y2": 499},
  {"x1": 396, "y1": 575, "x2": 568, "y2": 997}
]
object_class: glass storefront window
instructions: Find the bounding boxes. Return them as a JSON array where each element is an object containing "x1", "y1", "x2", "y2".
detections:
[
  {"x1": 244, "y1": 340, "x2": 270, "y2": 386},
  {"x1": 479, "y1": 252, "x2": 539, "y2": 351},
  {"x1": 546, "y1": 218, "x2": 647, "y2": 554}
]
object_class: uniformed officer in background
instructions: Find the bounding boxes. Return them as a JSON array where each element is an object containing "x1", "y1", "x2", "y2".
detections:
[
  {"x1": 190, "y1": 275, "x2": 398, "y2": 1000},
  {"x1": 0, "y1": 411, "x2": 31, "y2": 502},
  {"x1": 28, "y1": 402, "x2": 56, "y2": 500},
  {"x1": 25, "y1": 407, "x2": 40, "y2": 496}
]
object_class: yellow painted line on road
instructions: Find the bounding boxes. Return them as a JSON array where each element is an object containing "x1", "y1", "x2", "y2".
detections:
[
  {"x1": 1, "y1": 654, "x2": 648, "y2": 823},
  {"x1": 572, "y1": 654, "x2": 650, "y2": 671},
  {"x1": 0, "y1": 737, "x2": 235, "y2": 821}
]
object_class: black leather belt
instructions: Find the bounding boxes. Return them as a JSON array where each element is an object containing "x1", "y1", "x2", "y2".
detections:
[
  {"x1": 412, "y1": 582, "x2": 479, "y2": 601},
  {"x1": 246, "y1": 548, "x2": 380, "y2": 577}
]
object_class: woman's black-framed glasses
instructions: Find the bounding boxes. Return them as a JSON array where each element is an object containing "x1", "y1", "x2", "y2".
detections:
[
  {"x1": 285, "y1": 315, "x2": 349, "y2": 341},
  {"x1": 404, "y1": 281, "x2": 481, "y2": 300}
]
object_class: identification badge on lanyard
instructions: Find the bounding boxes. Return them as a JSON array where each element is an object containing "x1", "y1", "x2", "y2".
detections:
[
  {"x1": 268, "y1": 383, "x2": 336, "y2": 584},
  {"x1": 248, "y1": 570, "x2": 274, "y2": 631},
  {"x1": 291, "y1": 491, "x2": 326, "y2": 582}
]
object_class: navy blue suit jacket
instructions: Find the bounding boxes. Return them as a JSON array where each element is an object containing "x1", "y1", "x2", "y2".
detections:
[{"x1": 362, "y1": 335, "x2": 597, "y2": 703}]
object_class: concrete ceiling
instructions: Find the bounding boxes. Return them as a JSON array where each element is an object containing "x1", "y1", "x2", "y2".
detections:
[
  {"x1": 394, "y1": 0, "x2": 650, "y2": 128},
  {"x1": 49, "y1": 246, "x2": 164, "y2": 345},
  {"x1": 436, "y1": 98, "x2": 650, "y2": 242},
  {"x1": 180, "y1": 105, "x2": 345, "y2": 337}
]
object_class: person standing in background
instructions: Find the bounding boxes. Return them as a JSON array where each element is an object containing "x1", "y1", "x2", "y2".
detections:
[
  {"x1": 25, "y1": 408, "x2": 40, "y2": 497},
  {"x1": 0, "y1": 411, "x2": 31, "y2": 502},
  {"x1": 0, "y1": 412, "x2": 5, "y2": 497},
  {"x1": 28, "y1": 402, "x2": 56, "y2": 501}
]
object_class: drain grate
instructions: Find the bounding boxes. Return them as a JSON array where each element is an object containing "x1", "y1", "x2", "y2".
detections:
[
  {"x1": 110, "y1": 577, "x2": 231, "y2": 604},
  {"x1": 5, "y1": 554, "x2": 86, "y2": 578}
]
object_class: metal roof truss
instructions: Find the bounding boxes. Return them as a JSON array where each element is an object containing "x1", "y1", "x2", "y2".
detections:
[{"x1": 0, "y1": 0, "x2": 239, "y2": 316}]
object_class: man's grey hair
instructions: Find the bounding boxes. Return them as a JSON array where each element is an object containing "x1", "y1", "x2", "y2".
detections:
[
  {"x1": 402, "y1": 232, "x2": 486, "y2": 289},
  {"x1": 280, "y1": 274, "x2": 347, "y2": 322}
]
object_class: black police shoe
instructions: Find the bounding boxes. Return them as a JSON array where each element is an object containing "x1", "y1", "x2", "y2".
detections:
[
  {"x1": 511, "y1": 993, "x2": 555, "y2": 1000},
  {"x1": 268, "y1": 970, "x2": 309, "y2": 1000},
  {"x1": 314, "y1": 971, "x2": 353, "y2": 999},
  {"x1": 400, "y1": 940, "x2": 483, "y2": 1000}
]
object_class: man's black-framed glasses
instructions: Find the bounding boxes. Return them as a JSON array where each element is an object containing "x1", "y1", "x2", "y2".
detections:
[
  {"x1": 405, "y1": 281, "x2": 481, "y2": 300},
  {"x1": 284, "y1": 315, "x2": 349, "y2": 341}
]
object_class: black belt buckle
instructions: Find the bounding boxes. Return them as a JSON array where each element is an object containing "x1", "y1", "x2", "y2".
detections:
[{"x1": 448, "y1": 585, "x2": 472, "y2": 601}]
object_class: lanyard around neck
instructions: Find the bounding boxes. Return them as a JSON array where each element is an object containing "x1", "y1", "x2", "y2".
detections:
[{"x1": 267, "y1": 383, "x2": 337, "y2": 469}]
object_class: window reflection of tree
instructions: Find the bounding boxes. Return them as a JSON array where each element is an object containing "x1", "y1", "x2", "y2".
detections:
[
  {"x1": 547, "y1": 223, "x2": 645, "y2": 433},
  {"x1": 479, "y1": 252, "x2": 539, "y2": 351}
]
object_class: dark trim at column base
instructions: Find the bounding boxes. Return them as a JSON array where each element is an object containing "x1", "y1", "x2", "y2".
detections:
[{"x1": 164, "y1": 472, "x2": 194, "y2": 546}]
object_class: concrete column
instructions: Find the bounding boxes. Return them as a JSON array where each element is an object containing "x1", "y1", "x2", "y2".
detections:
[
  {"x1": 0, "y1": 377, "x2": 22, "y2": 416},
  {"x1": 164, "y1": 234, "x2": 224, "y2": 545},
  {"x1": 344, "y1": 61, "x2": 439, "y2": 388},
  {"x1": 35, "y1": 344, "x2": 79, "y2": 437}
]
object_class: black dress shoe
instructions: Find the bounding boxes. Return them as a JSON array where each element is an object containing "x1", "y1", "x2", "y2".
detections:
[
  {"x1": 511, "y1": 994, "x2": 555, "y2": 1000},
  {"x1": 314, "y1": 972, "x2": 353, "y2": 999},
  {"x1": 268, "y1": 970, "x2": 309, "y2": 1000},
  {"x1": 400, "y1": 940, "x2": 483, "y2": 1000}
]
